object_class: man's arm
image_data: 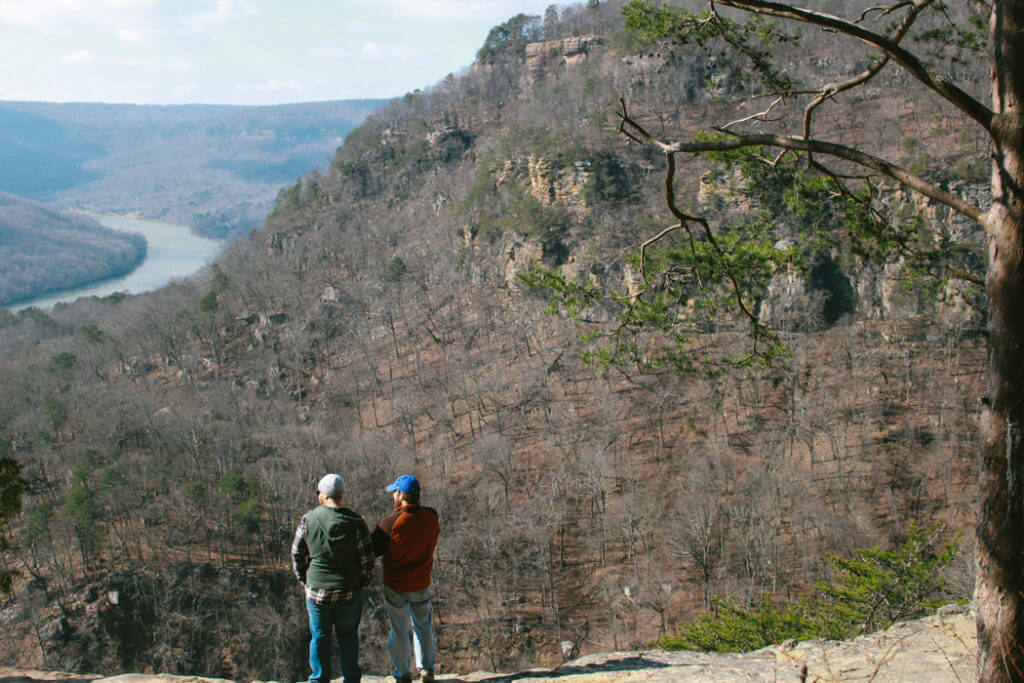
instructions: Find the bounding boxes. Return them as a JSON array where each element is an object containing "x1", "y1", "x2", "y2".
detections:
[
  {"x1": 291, "y1": 514, "x2": 310, "y2": 584},
  {"x1": 371, "y1": 511, "x2": 397, "y2": 557},
  {"x1": 356, "y1": 519, "x2": 375, "y2": 588}
]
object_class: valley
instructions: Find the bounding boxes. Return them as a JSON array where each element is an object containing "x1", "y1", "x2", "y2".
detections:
[
  {"x1": 9, "y1": 216, "x2": 222, "y2": 311},
  {"x1": 0, "y1": 193, "x2": 147, "y2": 307},
  {"x1": 0, "y1": 0, "x2": 1009, "y2": 680},
  {"x1": 0, "y1": 98, "x2": 385, "y2": 304}
]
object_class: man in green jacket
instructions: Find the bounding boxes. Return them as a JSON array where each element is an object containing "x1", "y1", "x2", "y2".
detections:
[{"x1": 292, "y1": 474, "x2": 374, "y2": 683}]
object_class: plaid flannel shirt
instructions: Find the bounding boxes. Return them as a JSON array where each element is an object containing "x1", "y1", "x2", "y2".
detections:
[{"x1": 292, "y1": 511, "x2": 375, "y2": 605}]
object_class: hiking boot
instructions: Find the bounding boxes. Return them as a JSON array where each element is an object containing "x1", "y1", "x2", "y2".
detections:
[
  {"x1": 394, "y1": 675, "x2": 413, "y2": 683},
  {"x1": 420, "y1": 669, "x2": 435, "y2": 683}
]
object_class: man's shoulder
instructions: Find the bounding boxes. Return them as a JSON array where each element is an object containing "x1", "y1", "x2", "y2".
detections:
[
  {"x1": 339, "y1": 506, "x2": 365, "y2": 521},
  {"x1": 308, "y1": 505, "x2": 364, "y2": 519},
  {"x1": 378, "y1": 508, "x2": 403, "y2": 531},
  {"x1": 394, "y1": 505, "x2": 440, "y2": 531}
]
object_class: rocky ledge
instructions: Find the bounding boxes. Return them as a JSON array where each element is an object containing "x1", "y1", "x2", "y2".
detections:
[{"x1": 0, "y1": 604, "x2": 975, "y2": 682}]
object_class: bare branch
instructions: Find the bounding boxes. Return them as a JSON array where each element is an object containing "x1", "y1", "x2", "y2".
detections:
[
  {"x1": 619, "y1": 98, "x2": 656, "y2": 142},
  {"x1": 807, "y1": 162, "x2": 872, "y2": 181},
  {"x1": 624, "y1": 99, "x2": 763, "y2": 328},
  {"x1": 858, "y1": 2, "x2": 913, "y2": 23},
  {"x1": 804, "y1": 0, "x2": 926, "y2": 146},
  {"x1": 620, "y1": 103, "x2": 986, "y2": 225},
  {"x1": 950, "y1": 266, "x2": 985, "y2": 287},
  {"x1": 684, "y1": 134, "x2": 984, "y2": 224},
  {"x1": 723, "y1": 96, "x2": 786, "y2": 130},
  {"x1": 713, "y1": 0, "x2": 994, "y2": 132},
  {"x1": 809, "y1": 158, "x2": 887, "y2": 224},
  {"x1": 640, "y1": 223, "x2": 686, "y2": 283},
  {"x1": 663, "y1": 153, "x2": 761, "y2": 323},
  {"x1": 811, "y1": 158, "x2": 985, "y2": 286}
]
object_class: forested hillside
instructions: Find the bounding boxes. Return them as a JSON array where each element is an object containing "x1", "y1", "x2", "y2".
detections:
[
  {"x1": 0, "y1": 1, "x2": 989, "y2": 679},
  {"x1": 0, "y1": 192, "x2": 146, "y2": 306},
  {"x1": 0, "y1": 99, "x2": 386, "y2": 239}
]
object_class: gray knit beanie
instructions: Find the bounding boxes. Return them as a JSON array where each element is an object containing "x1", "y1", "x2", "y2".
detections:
[{"x1": 317, "y1": 473, "x2": 346, "y2": 499}]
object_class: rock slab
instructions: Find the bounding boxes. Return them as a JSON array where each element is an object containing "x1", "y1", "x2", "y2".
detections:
[{"x1": 1, "y1": 605, "x2": 976, "y2": 682}]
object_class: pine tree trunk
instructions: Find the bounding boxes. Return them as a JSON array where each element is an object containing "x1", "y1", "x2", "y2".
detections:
[{"x1": 978, "y1": 2, "x2": 1024, "y2": 679}]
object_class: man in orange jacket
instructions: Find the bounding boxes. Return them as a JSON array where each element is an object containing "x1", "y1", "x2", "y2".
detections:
[{"x1": 372, "y1": 475, "x2": 440, "y2": 683}]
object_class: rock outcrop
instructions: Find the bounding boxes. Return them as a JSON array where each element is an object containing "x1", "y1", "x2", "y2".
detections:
[
  {"x1": 1, "y1": 604, "x2": 975, "y2": 682},
  {"x1": 526, "y1": 157, "x2": 591, "y2": 207},
  {"x1": 696, "y1": 167, "x2": 987, "y2": 326},
  {"x1": 525, "y1": 36, "x2": 605, "y2": 84}
]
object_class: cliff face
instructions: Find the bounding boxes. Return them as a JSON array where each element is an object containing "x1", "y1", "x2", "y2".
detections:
[
  {"x1": 524, "y1": 36, "x2": 605, "y2": 84},
  {"x1": 496, "y1": 151, "x2": 986, "y2": 328},
  {"x1": 752, "y1": 180, "x2": 988, "y2": 327}
]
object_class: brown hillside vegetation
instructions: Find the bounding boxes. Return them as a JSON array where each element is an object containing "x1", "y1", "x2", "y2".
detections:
[
  {"x1": 0, "y1": 0, "x2": 989, "y2": 680},
  {"x1": 0, "y1": 603, "x2": 980, "y2": 681}
]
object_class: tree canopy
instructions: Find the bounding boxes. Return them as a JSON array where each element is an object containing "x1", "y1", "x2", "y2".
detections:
[
  {"x1": 476, "y1": 13, "x2": 544, "y2": 64},
  {"x1": 595, "y1": 1, "x2": 1023, "y2": 679},
  {"x1": 0, "y1": 433, "x2": 27, "y2": 593}
]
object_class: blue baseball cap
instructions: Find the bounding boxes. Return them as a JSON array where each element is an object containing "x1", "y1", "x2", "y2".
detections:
[{"x1": 386, "y1": 475, "x2": 420, "y2": 495}]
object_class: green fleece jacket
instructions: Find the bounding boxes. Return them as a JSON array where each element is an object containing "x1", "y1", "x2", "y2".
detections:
[{"x1": 303, "y1": 505, "x2": 371, "y2": 591}]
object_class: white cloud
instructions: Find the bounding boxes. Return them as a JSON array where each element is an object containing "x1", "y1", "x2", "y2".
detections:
[
  {"x1": 362, "y1": 41, "x2": 415, "y2": 60},
  {"x1": 308, "y1": 46, "x2": 348, "y2": 58},
  {"x1": 0, "y1": 0, "x2": 154, "y2": 28},
  {"x1": 367, "y1": 0, "x2": 549, "y2": 20},
  {"x1": 117, "y1": 27, "x2": 145, "y2": 42},
  {"x1": 111, "y1": 56, "x2": 197, "y2": 72},
  {"x1": 181, "y1": 0, "x2": 255, "y2": 31},
  {"x1": 158, "y1": 57, "x2": 198, "y2": 72},
  {"x1": 101, "y1": 81, "x2": 200, "y2": 102},
  {"x1": 238, "y1": 80, "x2": 303, "y2": 93},
  {"x1": 61, "y1": 49, "x2": 97, "y2": 64}
]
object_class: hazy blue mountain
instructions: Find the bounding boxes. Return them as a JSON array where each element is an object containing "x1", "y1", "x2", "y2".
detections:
[
  {"x1": 0, "y1": 99, "x2": 388, "y2": 239},
  {"x1": 0, "y1": 106, "x2": 102, "y2": 197},
  {"x1": 0, "y1": 190, "x2": 146, "y2": 305}
]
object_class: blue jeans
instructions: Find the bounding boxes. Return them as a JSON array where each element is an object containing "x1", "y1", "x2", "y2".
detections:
[
  {"x1": 306, "y1": 591, "x2": 364, "y2": 683},
  {"x1": 382, "y1": 585, "x2": 435, "y2": 679}
]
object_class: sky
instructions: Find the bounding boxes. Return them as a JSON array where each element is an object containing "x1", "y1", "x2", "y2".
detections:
[{"x1": 0, "y1": 0, "x2": 561, "y2": 105}]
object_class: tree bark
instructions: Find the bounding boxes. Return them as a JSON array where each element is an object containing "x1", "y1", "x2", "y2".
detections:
[{"x1": 978, "y1": 2, "x2": 1024, "y2": 680}]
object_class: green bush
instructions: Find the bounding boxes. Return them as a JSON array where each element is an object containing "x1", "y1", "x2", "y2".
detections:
[
  {"x1": 582, "y1": 152, "x2": 631, "y2": 204},
  {"x1": 64, "y1": 480, "x2": 103, "y2": 563},
  {"x1": 48, "y1": 352, "x2": 77, "y2": 373},
  {"x1": 0, "y1": 435, "x2": 27, "y2": 593},
  {"x1": 40, "y1": 396, "x2": 68, "y2": 431},
  {"x1": 476, "y1": 13, "x2": 542, "y2": 64},
  {"x1": 660, "y1": 525, "x2": 962, "y2": 652},
  {"x1": 457, "y1": 166, "x2": 572, "y2": 244},
  {"x1": 385, "y1": 256, "x2": 408, "y2": 282}
]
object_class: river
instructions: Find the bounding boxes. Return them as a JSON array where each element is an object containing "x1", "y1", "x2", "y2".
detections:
[{"x1": 10, "y1": 215, "x2": 223, "y2": 311}]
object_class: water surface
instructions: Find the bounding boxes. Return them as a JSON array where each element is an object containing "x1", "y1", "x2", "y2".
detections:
[{"x1": 10, "y1": 215, "x2": 222, "y2": 311}]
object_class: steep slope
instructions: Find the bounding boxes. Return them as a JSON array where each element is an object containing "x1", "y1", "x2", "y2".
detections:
[
  {"x1": 0, "y1": 0, "x2": 988, "y2": 679},
  {"x1": 0, "y1": 192, "x2": 146, "y2": 306}
]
